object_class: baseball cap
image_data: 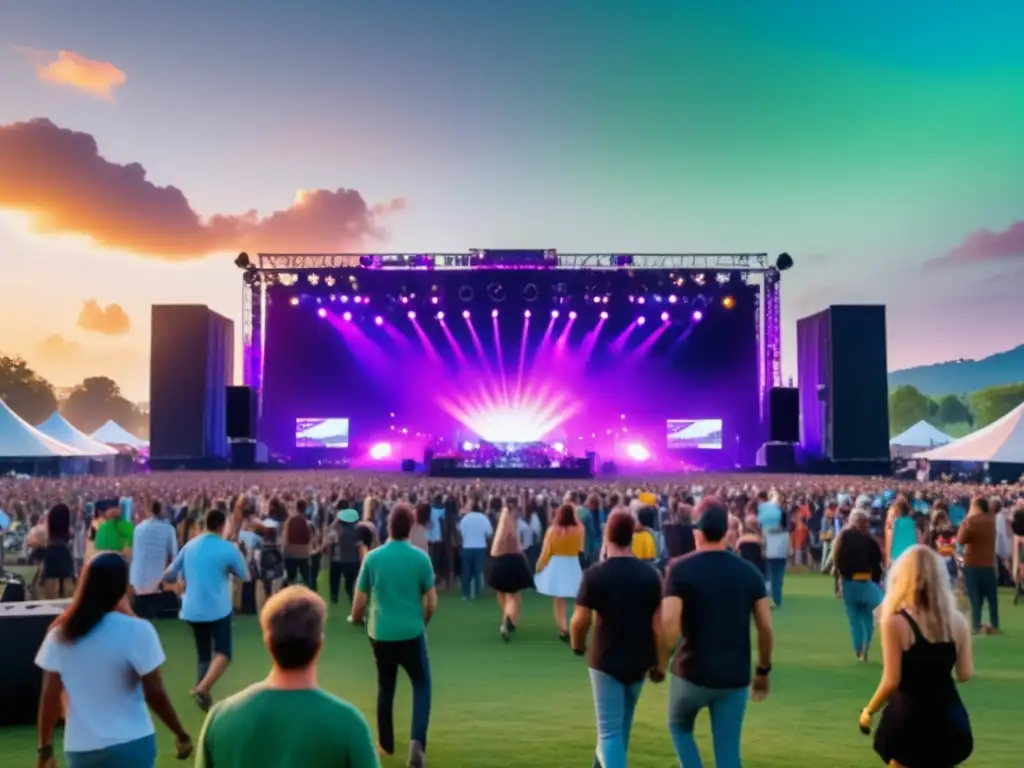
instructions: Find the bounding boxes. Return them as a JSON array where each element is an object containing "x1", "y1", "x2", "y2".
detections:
[
  {"x1": 338, "y1": 508, "x2": 359, "y2": 524},
  {"x1": 695, "y1": 498, "x2": 729, "y2": 543}
]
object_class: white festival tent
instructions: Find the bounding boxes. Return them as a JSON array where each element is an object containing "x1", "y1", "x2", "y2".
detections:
[
  {"x1": 0, "y1": 399, "x2": 83, "y2": 458},
  {"x1": 37, "y1": 412, "x2": 119, "y2": 456},
  {"x1": 914, "y1": 400, "x2": 1024, "y2": 464},
  {"x1": 91, "y1": 420, "x2": 149, "y2": 449},
  {"x1": 890, "y1": 420, "x2": 954, "y2": 450}
]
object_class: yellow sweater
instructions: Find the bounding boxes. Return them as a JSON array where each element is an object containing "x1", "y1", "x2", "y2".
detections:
[
  {"x1": 536, "y1": 526, "x2": 584, "y2": 572},
  {"x1": 632, "y1": 529, "x2": 657, "y2": 560}
]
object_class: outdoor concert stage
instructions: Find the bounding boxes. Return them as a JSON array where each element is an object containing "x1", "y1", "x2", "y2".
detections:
[{"x1": 242, "y1": 250, "x2": 785, "y2": 473}]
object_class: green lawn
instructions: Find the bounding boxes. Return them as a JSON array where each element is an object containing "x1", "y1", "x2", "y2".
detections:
[{"x1": 2, "y1": 574, "x2": 1022, "y2": 766}]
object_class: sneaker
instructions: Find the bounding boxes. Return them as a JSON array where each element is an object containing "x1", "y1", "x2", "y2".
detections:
[{"x1": 408, "y1": 740, "x2": 426, "y2": 767}]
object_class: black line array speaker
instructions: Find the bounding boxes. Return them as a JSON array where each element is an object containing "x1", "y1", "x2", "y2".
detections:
[
  {"x1": 765, "y1": 387, "x2": 799, "y2": 443},
  {"x1": 226, "y1": 386, "x2": 257, "y2": 440}
]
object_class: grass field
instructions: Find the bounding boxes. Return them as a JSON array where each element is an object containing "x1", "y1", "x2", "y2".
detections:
[{"x1": 2, "y1": 573, "x2": 1021, "y2": 766}]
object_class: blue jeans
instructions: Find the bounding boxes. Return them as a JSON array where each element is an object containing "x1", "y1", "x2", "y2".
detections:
[
  {"x1": 588, "y1": 669, "x2": 644, "y2": 768},
  {"x1": 962, "y1": 566, "x2": 999, "y2": 632},
  {"x1": 461, "y1": 548, "x2": 486, "y2": 599},
  {"x1": 765, "y1": 558, "x2": 786, "y2": 607},
  {"x1": 370, "y1": 634, "x2": 431, "y2": 754},
  {"x1": 668, "y1": 676, "x2": 747, "y2": 768},
  {"x1": 67, "y1": 734, "x2": 157, "y2": 768},
  {"x1": 842, "y1": 580, "x2": 882, "y2": 655}
]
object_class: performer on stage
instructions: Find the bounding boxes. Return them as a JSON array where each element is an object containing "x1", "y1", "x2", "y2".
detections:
[
  {"x1": 534, "y1": 503, "x2": 584, "y2": 642},
  {"x1": 487, "y1": 502, "x2": 534, "y2": 642}
]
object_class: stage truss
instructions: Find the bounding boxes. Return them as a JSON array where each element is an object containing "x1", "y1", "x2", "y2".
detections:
[{"x1": 242, "y1": 252, "x2": 783, "y2": 423}]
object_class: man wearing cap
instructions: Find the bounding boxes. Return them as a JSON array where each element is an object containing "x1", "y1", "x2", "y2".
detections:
[{"x1": 661, "y1": 497, "x2": 774, "y2": 768}]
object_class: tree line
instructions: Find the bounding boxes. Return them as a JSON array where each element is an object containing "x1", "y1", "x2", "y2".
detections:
[
  {"x1": 0, "y1": 355, "x2": 148, "y2": 439},
  {"x1": 889, "y1": 382, "x2": 1024, "y2": 438}
]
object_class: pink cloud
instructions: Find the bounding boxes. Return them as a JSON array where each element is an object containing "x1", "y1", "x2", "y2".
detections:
[
  {"x1": 942, "y1": 219, "x2": 1024, "y2": 264},
  {"x1": 18, "y1": 48, "x2": 127, "y2": 101}
]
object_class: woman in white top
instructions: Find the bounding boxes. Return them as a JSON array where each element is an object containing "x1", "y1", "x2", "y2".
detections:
[{"x1": 35, "y1": 552, "x2": 192, "y2": 768}]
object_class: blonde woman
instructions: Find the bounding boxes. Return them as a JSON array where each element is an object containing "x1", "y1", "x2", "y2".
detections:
[
  {"x1": 859, "y1": 545, "x2": 973, "y2": 767},
  {"x1": 487, "y1": 503, "x2": 534, "y2": 641},
  {"x1": 535, "y1": 503, "x2": 584, "y2": 641}
]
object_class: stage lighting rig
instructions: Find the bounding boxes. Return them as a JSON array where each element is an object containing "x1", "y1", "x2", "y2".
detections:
[
  {"x1": 324, "y1": 275, "x2": 336, "y2": 287},
  {"x1": 307, "y1": 273, "x2": 320, "y2": 286},
  {"x1": 523, "y1": 283, "x2": 540, "y2": 302},
  {"x1": 487, "y1": 282, "x2": 507, "y2": 302},
  {"x1": 458, "y1": 284, "x2": 475, "y2": 301}
]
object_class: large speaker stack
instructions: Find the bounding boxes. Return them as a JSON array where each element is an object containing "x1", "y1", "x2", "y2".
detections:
[
  {"x1": 0, "y1": 600, "x2": 70, "y2": 726},
  {"x1": 758, "y1": 386, "x2": 799, "y2": 471},
  {"x1": 227, "y1": 385, "x2": 258, "y2": 469},
  {"x1": 796, "y1": 305, "x2": 890, "y2": 471}
]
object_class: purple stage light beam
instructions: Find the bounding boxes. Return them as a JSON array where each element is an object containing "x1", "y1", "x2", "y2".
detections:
[
  {"x1": 407, "y1": 315, "x2": 441, "y2": 362},
  {"x1": 514, "y1": 308, "x2": 531, "y2": 403},
  {"x1": 608, "y1": 320, "x2": 638, "y2": 355},
  {"x1": 491, "y1": 311, "x2": 511, "y2": 404},
  {"x1": 577, "y1": 312, "x2": 608, "y2": 362},
  {"x1": 465, "y1": 315, "x2": 495, "y2": 379},
  {"x1": 438, "y1": 317, "x2": 469, "y2": 366},
  {"x1": 626, "y1": 321, "x2": 671, "y2": 365},
  {"x1": 554, "y1": 311, "x2": 576, "y2": 356}
]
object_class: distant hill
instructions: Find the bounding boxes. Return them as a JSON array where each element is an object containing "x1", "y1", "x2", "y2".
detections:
[{"x1": 888, "y1": 344, "x2": 1024, "y2": 396}]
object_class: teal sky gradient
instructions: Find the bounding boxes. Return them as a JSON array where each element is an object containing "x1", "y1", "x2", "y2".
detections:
[{"x1": 1, "y1": 1, "x2": 1023, "y2": 399}]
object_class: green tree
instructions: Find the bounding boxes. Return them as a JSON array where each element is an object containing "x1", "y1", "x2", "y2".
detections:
[
  {"x1": 0, "y1": 355, "x2": 58, "y2": 424},
  {"x1": 969, "y1": 382, "x2": 1024, "y2": 428},
  {"x1": 936, "y1": 394, "x2": 972, "y2": 427},
  {"x1": 889, "y1": 385, "x2": 931, "y2": 435},
  {"x1": 61, "y1": 376, "x2": 144, "y2": 436}
]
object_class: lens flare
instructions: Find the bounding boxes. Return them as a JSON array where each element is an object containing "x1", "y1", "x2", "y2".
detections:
[
  {"x1": 369, "y1": 442, "x2": 392, "y2": 460},
  {"x1": 626, "y1": 443, "x2": 650, "y2": 462}
]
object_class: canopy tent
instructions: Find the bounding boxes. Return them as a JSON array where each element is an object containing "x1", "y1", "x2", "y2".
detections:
[
  {"x1": 890, "y1": 420, "x2": 954, "y2": 450},
  {"x1": 37, "y1": 412, "x2": 119, "y2": 456},
  {"x1": 914, "y1": 400, "x2": 1024, "y2": 464},
  {"x1": 0, "y1": 399, "x2": 82, "y2": 458},
  {"x1": 91, "y1": 419, "x2": 148, "y2": 449}
]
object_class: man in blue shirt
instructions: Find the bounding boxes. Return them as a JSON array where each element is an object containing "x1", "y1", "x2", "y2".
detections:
[{"x1": 165, "y1": 508, "x2": 248, "y2": 712}]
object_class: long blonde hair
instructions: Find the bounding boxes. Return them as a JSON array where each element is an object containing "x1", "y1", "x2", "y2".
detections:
[
  {"x1": 491, "y1": 507, "x2": 521, "y2": 556},
  {"x1": 880, "y1": 545, "x2": 962, "y2": 642}
]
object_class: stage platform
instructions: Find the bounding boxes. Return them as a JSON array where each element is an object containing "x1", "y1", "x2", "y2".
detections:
[{"x1": 427, "y1": 461, "x2": 594, "y2": 480}]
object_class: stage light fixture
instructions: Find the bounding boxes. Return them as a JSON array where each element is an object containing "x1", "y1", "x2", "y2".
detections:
[
  {"x1": 716, "y1": 272, "x2": 730, "y2": 285},
  {"x1": 317, "y1": 308, "x2": 327, "y2": 318},
  {"x1": 328, "y1": 294, "x2": 336, "y2": 302},
  {"x1": 668, "y1": 295, "x2": 678, "y2": 304},
  {"x1": 407, "y1": 310, "x2": 416, "y2": 319},
  {"x1": 569, "y1": 311, "x2": 578, "y2": 320},
  {"x1": 234, "y1": 252, "x2": 251, "y2": 269},
  {"x1": 776, "y1": 252, "x2": 794, "y2": 271},
  {"x1": 553, "y1": 442, "x2": 565, "y2": 452},
  {"x1": 289, "y1": 297, "x2": 299, "y2": 306},
  {"x1": 431, "y1": 296, "x2": 439, "y2": 305},
  {"x1": 342, "y1": 311, "x2": 352, "y2": 321},
  {"x1": 592, "y1": 296, "x2": 601, "y2": 304},
  {"x1": 462, "y1": 309, "x2": 470, "y2": 319},
  {"x1": 400, "y1": 296, "x2": 409, "y2": 304},
  {"x1": 363, "y1": 296, "x2": 370, "y2": 304},
  {"x1": 316, "y1": 297, "x2": 323, "y2": 304},
  {"x1": 637, "y1": 316, "x2": 646, "y2": 326},
  {"x1": 601, "y1": 296, "x2": 609, "y2": 304},
  {"x1": 637, "y1": 297, "x2": 646, "y2": 305},
  {"x1": 324, "y1": 275, "x2": 336, "y2": 287},
  {"x1": 340, "y1": 295, "x2": 349, "y2": 303},
  {"x1": 458, "y1": 284, "x2": 475, "y2": 301},
  {"x1": 654, "y1": 295, "x2": 663, "y2": 303},
  {"x1": 487, "y1": 282, "x2": 507, "y2": 302},
  {"x1": 354, "y1": 296, "x2": 363, "y2": 304},
  {"x1": 436, "y1": 311, "x2": 445, "y2": 320},
  {"x1": 523, "y1": 283, "x2": 539, "y2": 302},
  {"x1": 693, "y1": 273, "x2": 706, "y2": 286},
  {"x1": 661, "y1": 311, "x2": 670, "y2": 322},
  {"x1": 551, "y1": 310, "x2": 559, "y2": 318},
  {"x1": 308, "y1": 274, "x2": 320, "y2": 286},
  {"x1": 723, "y1": 296, "x2": 736, "y2": 309},
  {"x1": 524, "y1": 309, "x2": 532, "y2": 318},
  {"x1": 628, "y1": 296, "x2": 635, "y2": 303},
  {"x1": 374, "y1": 316, "x2": 384, "y2": 326},
  {"x1": 600, "y1": 311, "x2": 609, "y2": 319},
  {"x1": 369, "y1": 442, "x2": 392, "y2": 460},
  {"x1": 626, "y1": 443, "x2": 650, "y2": 462},
  {"x1": 491, "y1": 309, "x2": 499, "y2": 318},
  {"x1": 692, "y1": 310, "x2": 704, "y2": 322}
]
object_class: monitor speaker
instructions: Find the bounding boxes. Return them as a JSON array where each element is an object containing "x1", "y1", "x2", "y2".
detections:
[
  {"x1": 401, "y1": 459, "x2": 416, "y2": 473},
  {"x1": 226, "y1": 386, "x2": 257, "y2": 440},
  {"x1": 765, "y1": 387, "x2": 799, "y2": 443}
]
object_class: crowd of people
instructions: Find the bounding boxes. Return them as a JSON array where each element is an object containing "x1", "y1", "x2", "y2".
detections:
[{"x1": 3, "y1": 470, "x2": 1022, "y2": 767}]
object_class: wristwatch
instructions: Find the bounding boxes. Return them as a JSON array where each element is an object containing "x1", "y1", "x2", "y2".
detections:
[
  {"x1": 755, "y1": 665, "x2": 772, "y2": 676},
  {"x1": 38, "y1": 745, "x2": 53, "y2": 760}
]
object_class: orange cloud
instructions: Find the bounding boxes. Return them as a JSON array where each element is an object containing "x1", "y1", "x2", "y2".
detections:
[
  {"x1": 36, "y1": 334, "x2": 82, "y2": 359},
  {"x1": 0, "y1": 119, "x2": 405, "y2": 259},
  {"x1": 77, "y1": 300, "x2": 130, "y2": 335},
  {"x1": 18, "y1": 48, "x2": 127, "y2": 101}
]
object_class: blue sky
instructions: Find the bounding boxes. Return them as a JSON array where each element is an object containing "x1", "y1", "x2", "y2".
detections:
[{"x1": 1, "y1": 0, "x2": 1023, "y2": 399}]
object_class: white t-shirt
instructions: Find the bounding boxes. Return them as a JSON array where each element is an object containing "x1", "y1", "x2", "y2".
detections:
[
  {"x1": 459, "y1": 512, "x2": 494, "y2": 549},
  {"x1": 35, "y1": 612, "x2": 164, "y2": 752}
]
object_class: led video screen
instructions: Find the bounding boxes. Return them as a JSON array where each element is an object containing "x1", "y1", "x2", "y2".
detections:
[
  {"x1": 666, "y1": 419, "x2": 723, "y2": 450},
  {"x1": 295, "y1": 418, "x2": 350, "y2": 449}
]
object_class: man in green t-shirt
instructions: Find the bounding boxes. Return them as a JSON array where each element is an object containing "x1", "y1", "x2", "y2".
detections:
[
  {"x1": 196, "y1": 586, "x2": 379, "y2": 767},
  {"x1": 92, "y1": 500, "x2": 134, "y2": 556},
  {"x1": 352, "y1": 503, "x2": 436, "y2": 767}
]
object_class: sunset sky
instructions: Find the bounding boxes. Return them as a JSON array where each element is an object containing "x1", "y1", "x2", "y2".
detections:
[{"x1": 2, "y1": 1, "x2": 1023, "y2": 401}]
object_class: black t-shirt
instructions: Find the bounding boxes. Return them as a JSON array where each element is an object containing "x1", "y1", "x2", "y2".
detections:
[
  {"x1": 576, "y1": 557, "x2": 663, "y2": 684},
  {"x1": 663, "y1": 550, "x2": 767, "y2": 689}
]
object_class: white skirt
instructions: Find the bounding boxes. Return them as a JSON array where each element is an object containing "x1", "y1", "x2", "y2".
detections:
[{"x1": 535, "y1": 554, "x2": 582, "y2": 598}]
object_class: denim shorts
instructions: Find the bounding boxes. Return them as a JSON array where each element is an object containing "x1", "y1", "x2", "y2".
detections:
[{"x1": 67, "y1": 734, "x2": 157, "y2": 768}]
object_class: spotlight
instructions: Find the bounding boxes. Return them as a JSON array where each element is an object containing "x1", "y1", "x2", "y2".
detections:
[
  {"x1": 723, "y1": 296, "x2": 736, "y2": 309},
  {"x1": 601, "y1": 296, "x2": 609, "y2": 304},
  {"x1": 637, "y1": 297, "x2": 646, "y2": 305},
  {"x1": 637, "y1": 316, "x2": 646, "y2": 326},
  {"x1": 328, "y1": 294, "x2": 336, "y2": 302},
  {"x1": 354, "y1": 296, "x2": 363, "y2": 304},
  {"x1": 317, "y1": 308, "x2": 327, "y2": 318},
  {"x1": 436, "y1": 311, "x2": 445, "y2": 321},
  {"x1": 340, "y1": 295, "x2": 350, "y2": 303},
  {"x1": 324, "y1": 275, "x2": 336, "y2": 287},
  {"x1": 524, "y1": 309, "x2": 532, "y2": 318},
  {"x1": 692, "y1": 310, "x2": 704, "y2": 322},
  {"x1": 462, "y1": 310, "x2": 470, "y2": 319},
  {"x1": 362, "y1": 296, "x2": 370, "y2": 304},
  {"x1": 400, "y1": 296, "x2": 409, "y2": 304},
  {"x1": 776, "y1": 252, "x2": 794, "y2": 271},
  {"x1": 568, "y1": 311, "x2": 578, "y2": 320},
  {"x1": 626, "y1": 443, "x2": 650, "y2": 462},
  {"x1": 342, "y1": 311, "x2": 352, "y2": 321},
  {"x1": 374, "y1": 316, "x2": 383, "y2": 326},
  {"x1": 307, "y1": 273, "x2": 320, "y2": 286},
  {"x1": 431, "y1": 296, "x2": 439, "y2": 305},
  {"x1": 491, "y1": 309, "x2": 499, "y2": 318},
  {"x1": 593, "y1": 296, "x2": 601, "y2": 304},
  {"x1": 407, "y1": 310, "x2": 416, "y2": 319},
  {"x1": 600, "y1": 311, "x2": 609, "y2": 319},
  {"x1": 289, "y1": 297, "x2": 299, "y2": 306},
  {"x1": 668, "y1": 295, "x2": 678, "y2": 304},
  {"x1": 551, "y1": 309, "x2": 559, "y2": 318},
  {"x1": 369, "y1": 442, "x2": 392, "y2": 460},
  {"x1": 661, "y1": 312, "x2": 670, "y2": 322}
]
